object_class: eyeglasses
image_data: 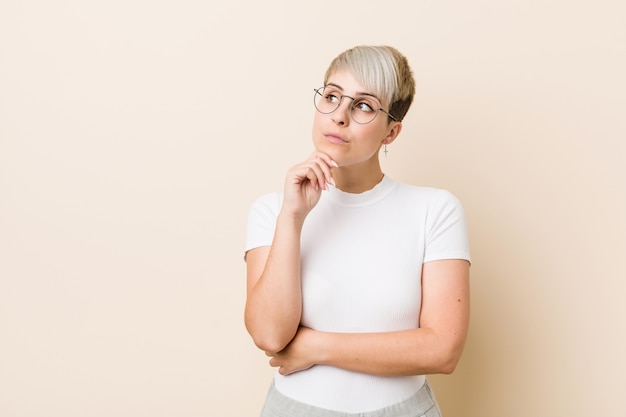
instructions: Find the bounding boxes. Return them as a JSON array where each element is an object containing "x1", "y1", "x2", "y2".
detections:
[{"x1": 313, "y1": 86, "x2": 397, "y2": 124}]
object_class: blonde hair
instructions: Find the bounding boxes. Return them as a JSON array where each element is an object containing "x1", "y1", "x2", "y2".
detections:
[{"x1": 323, "y1": 45, "x2": 416, "y2": 122}]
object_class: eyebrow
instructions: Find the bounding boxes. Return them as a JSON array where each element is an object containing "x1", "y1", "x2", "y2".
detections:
[{"x1": 325, "y1": 82, "x2": 382, "y2": 102}]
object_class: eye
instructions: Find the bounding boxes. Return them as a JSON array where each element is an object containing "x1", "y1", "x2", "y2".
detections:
[
  {"x1": 324, "y1": 90, "x2": 341, "y2": 104},
  {"x1": 353, "y1": 99, "x2": 376, "y2": 113}
]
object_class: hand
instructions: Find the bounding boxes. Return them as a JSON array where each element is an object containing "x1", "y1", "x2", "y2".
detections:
[
  {"x1": 266, "y1": 326, "x2": 318, "y2": 376},
  {"x1": 282, "y1": 152, "x2": 337, "y2": 218}
]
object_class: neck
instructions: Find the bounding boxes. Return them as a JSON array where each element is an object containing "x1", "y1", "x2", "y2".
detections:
[{"x1": 332, "y1": 163, "x2": 384, "y2": 194}]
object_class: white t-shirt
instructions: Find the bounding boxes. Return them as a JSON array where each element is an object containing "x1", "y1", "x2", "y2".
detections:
[{"x1": 245, "y1": 175, "x2": 471, "y2": 412}]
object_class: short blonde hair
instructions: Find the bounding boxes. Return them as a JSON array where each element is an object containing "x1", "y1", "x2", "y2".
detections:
[{"x1": 323, "y1": 45, "x2": 416, "y2": 122}]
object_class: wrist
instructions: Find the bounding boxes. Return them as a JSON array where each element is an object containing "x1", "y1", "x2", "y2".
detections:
[
  {"x1": 277, "y1": 210, "x2": 307, "y2": 228},
  {"x1": 310, "y1": 329, "x2": 332, "y2": 366}
]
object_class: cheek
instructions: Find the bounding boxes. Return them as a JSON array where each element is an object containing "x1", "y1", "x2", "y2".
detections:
[
  {"x1": 360, "y1": 125, "x2": 386, "y2": 144},
  {"x1": 311, "y1": 112, "x2": 327, "y2": 137},
  {"x1": 312, "y1": 109, "x2": 326, "y2": 125}
]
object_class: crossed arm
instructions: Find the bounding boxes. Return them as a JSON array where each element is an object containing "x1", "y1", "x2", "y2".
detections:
[{"x1": 245, "y1": 244, "x2": 470, "y2": 377}]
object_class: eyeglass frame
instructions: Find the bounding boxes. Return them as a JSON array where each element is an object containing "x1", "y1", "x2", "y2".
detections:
[{"x1": 313, "y1": 86, "x2": 398, "y2": 124}]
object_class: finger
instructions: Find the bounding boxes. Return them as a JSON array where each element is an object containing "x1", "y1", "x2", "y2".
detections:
[
  {"x1": 307, "y1": 151, "x2": 339, "y2": 183},
  {"x1": 290, "y1": 155, "x2": 334, "y2": 191},
  {"x1": 286, "y1": 166, "x2": 318, "y2": 193},
  {"x1": 308, "y1": 151, "x2": 338, "y2": 167},
  {"x1": 311, "y1": 153, "x2": 338, "y2": 186},
  {"x1": 315, "y1": 152, "x2": 339, "y2": 169},
  {"x1": 310, "y1": 159, "x2": 333, "y2": 188},
  {"x1": 303, "y1": 162, "x2": 327, "y2": 191}
]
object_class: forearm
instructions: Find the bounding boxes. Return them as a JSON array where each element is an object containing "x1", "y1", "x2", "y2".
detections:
[
  {"x1": 267, "y1": 261, "x2": 470, "y2": 377},
  {"x1": 312, "y1": 328, "x2": 466, "y2": 376},
  {"x1": 244, "y1": 212, "x2": 306, "y2": 353}
]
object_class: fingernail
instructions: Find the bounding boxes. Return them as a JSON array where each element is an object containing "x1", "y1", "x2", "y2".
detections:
[{"x1": 331, "y1": 160, "x2": 339, "y2": 167}]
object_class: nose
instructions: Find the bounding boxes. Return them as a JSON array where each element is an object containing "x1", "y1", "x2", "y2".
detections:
[{"x1": 331, "y1": 96, "x2": 352, "y2": 126}]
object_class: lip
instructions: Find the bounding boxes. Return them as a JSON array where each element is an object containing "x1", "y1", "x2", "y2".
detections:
[{"x1": 324, "y1": 133, "x2": 348, "y2": 144}]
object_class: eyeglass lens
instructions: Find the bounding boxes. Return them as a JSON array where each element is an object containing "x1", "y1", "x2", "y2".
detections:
[{"x1": 314, "y1": 86, "x2": 385, "y2": 124}]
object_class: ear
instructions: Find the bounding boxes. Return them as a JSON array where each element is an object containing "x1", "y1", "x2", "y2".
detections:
[{"x1": 382, "y1": 122, "x2": 402, "y2": 145}]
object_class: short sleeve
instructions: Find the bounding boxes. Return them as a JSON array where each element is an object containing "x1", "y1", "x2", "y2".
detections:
[
  {"x1": 423, "y1": 190, "x2": 471, "y2": 264},
  {"x1": 244, "y1": 192, "x2": 283, "y2": 256}
]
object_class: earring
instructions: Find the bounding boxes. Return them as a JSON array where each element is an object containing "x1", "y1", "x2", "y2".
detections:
[{"x1": 383, "y1": 144, "x2": 388, "y2": 157}]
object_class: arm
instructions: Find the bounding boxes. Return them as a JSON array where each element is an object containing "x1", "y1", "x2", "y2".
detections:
[
  {"x1": 244, "y1": 152, "x2": 337, "y2": 353},
  {"x1": 268, "y1": 259, "x2": 470, "y2": 376},
  {"x1": 244, "y1": 215, "x2": 305, "y2": 353}
]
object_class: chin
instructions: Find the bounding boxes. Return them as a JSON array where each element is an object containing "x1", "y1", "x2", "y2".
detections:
[{"x1": 314, "y1": 144, "x2": 341, "y2": 162}]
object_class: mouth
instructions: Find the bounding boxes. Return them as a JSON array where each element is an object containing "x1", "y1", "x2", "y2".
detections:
[{"x1": 325, "y1": 133, "x2": 348, "y2": 144}]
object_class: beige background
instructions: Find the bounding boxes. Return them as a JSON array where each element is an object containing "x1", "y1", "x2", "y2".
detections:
[{"x1": 1, "y1": 1, "x2": 624, "y2": 416}]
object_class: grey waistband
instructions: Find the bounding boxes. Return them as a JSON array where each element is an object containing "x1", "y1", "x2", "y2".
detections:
[{"x1": 259, "y1": 378, "x2": 441, "y2": 417}]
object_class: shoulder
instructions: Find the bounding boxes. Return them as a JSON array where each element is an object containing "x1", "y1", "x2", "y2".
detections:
[
  {"x1": 245, "y1": 191, "x2": 283, "y2": 252},
  {"x1": 248, "y1": 191, "x2": 283, "y2": 215},
  {"x1": 391, "y1": 180, "x2": 463, "y2": 208}
]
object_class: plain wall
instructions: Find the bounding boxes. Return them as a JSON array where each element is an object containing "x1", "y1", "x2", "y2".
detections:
[{"x1": 1, "y1": 1, "x2": 624, "y2": 416}]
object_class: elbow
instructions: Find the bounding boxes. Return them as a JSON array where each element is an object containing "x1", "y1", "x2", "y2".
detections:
[
  {"x1": 426, "y1": 338, "x2": 465, "y2": 375},
  {"x1": 250, "y1": 332, "x2": 290, "y2": 354},
  {"x1": 244, "y1": 314, "x2": 292, "y2": 353},
  {"x1": 437, "y1": 356, "x2": 460, "y2": 375},
  {"x1": 435, "y1": 345, "x2": 465, "y2": 375}
]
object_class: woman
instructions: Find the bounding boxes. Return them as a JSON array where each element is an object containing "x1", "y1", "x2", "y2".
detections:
[{"x1": 244, "y1": 45, "x2": 471, "y2": 417}]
